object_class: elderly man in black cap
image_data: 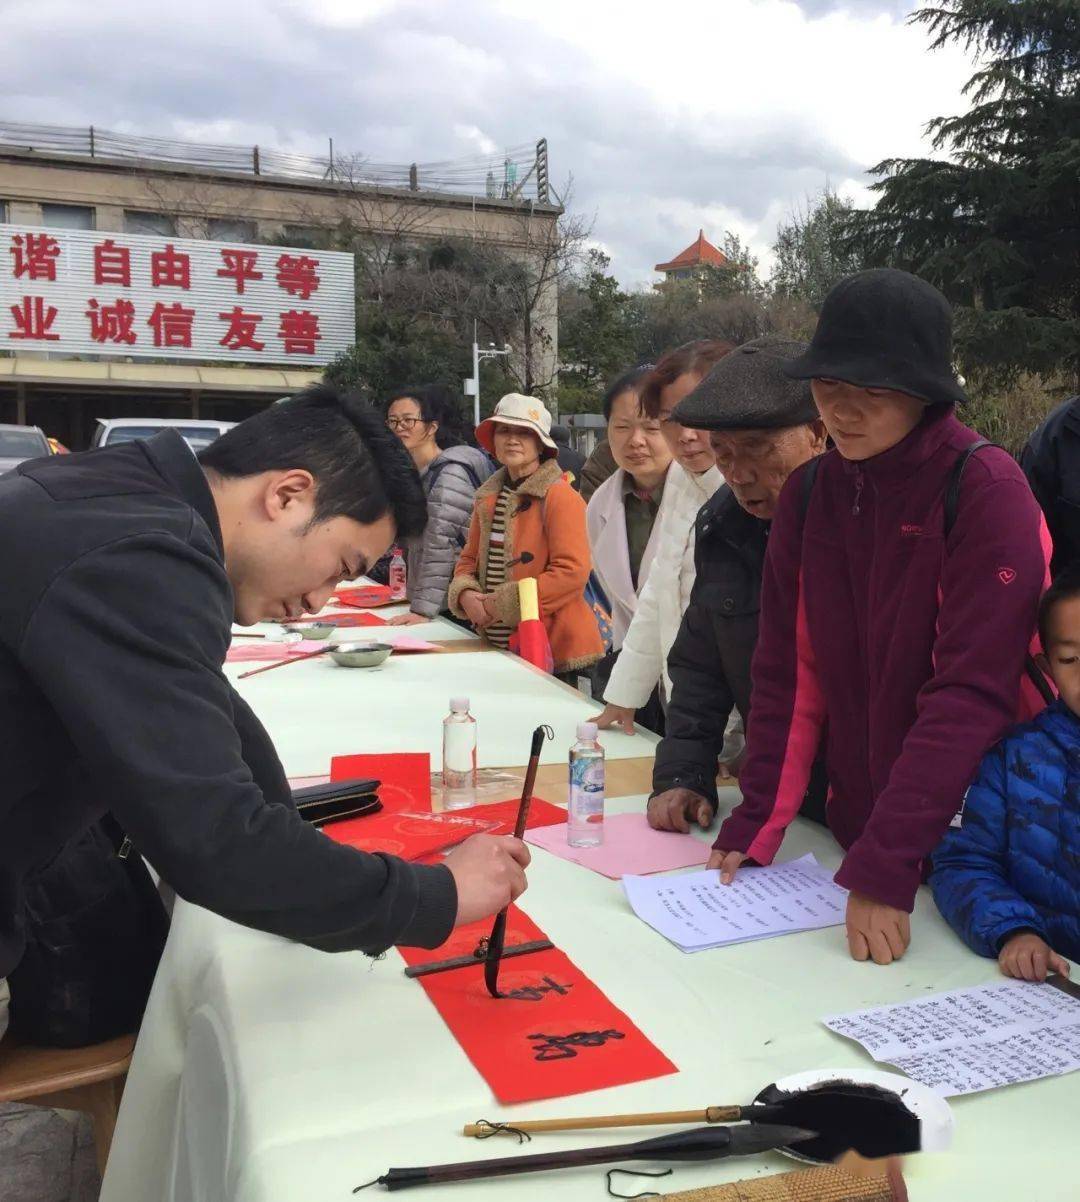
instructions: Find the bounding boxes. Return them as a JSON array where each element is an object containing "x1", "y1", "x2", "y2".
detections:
[{"x1": 648, "y1": 336, "x2": 828, "y2": 834}]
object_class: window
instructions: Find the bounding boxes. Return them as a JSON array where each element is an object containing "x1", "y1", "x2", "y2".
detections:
[
  {"x1": 283, "y1": 224, "x2": 329, "y2": 248},
  {"x1": 0, "y1": 201, "x2": 7, "y2": 223},
  {"x1": 207, "y1": 218, "x2": 256, "y2": 243},
  {"x1": 125, "y1": 210, "x2": 177, "y2": 236},
  {"x1": 41, "y1": 203, "x2": 95, "y2": 230}
]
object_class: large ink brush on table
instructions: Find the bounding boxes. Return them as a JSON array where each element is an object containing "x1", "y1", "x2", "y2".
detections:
[{"x1": 354, "y1": 1123, "x2": 816, "y2": 1192}]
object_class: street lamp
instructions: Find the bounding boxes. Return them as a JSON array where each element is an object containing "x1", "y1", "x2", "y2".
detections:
[{"x1": 464, "y1": 322, "x2": 512, "y2": 425}]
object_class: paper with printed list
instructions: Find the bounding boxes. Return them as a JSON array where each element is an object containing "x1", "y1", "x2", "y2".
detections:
[
  {"x1": 621, "y1": 853, "x2": 848, "y2": 953},
  {"x1": 824, "y1": 977, "x2": 1080, "y2": 1096}
]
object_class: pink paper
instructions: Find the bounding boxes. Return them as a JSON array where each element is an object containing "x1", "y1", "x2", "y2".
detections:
[
  {"x1": 525, "y1": 811, "x2": 710, "y2": 879},
  {"x1": 225, "y1": 640, "x2": 330, "y2": 663},
  {"x1": 385, "y1": 636, "x2": 441, "y2": 653}
]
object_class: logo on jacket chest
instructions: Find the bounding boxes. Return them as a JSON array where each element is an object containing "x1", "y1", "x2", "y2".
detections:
[{"x1": 900, "y1": 524, "x2": 924, "y2": 538}]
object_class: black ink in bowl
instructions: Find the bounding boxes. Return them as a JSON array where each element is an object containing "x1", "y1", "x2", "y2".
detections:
[{"x1": 752, "y1": 1079, "x2": 921, "y2": 1163}]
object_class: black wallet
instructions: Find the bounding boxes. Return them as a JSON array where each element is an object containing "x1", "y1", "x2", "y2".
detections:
[{"x1": 292, "y1": 778, "x2": 383, "y2": 828}]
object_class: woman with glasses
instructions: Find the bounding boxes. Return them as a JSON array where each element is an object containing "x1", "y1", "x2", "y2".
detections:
[
  {"x1": 592, "y1": 341, "x2": 734, "y2": 734},
  {"x1": 384, "y1": 385, "x2": 495, "y2": 625}
]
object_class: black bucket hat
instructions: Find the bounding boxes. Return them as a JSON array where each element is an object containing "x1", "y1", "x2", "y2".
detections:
[
  {"x1": 783, "y1": 268, "x2": 967, "y2": 407},
  {"x1": 673, "y1": 335, "x2": 817, "y2": 430}
]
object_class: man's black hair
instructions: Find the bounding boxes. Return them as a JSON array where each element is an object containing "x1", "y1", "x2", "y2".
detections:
[
  {"x1": 199, "y1": 384, "x2": 427, "y2": 538},
  {"x1": 1038, "y1": 561, "x2": 1080, "y2": 653},
  {"x1": 602, "y1": 364, "x2": 654, "y2": 422}
]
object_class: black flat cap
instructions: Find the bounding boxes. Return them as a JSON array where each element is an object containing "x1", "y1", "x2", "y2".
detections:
[{"x1": 672, "y1": 335, "x2": 817, "y2": 430}]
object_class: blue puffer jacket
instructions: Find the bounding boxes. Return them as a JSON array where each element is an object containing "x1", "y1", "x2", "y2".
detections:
[{"x1": 931, "y1": 701, "x2": 1080, "y2": 962}]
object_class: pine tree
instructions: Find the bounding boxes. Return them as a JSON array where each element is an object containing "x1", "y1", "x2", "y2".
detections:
[
  {"x1": 850, "y1": 1, "x2": 1080, "y2": 385},
  {"x1": 771, "y1": 187, "x2": 864, "y2": 309}
]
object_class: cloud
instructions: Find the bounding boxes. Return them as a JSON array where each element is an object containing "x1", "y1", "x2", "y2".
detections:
[{"x1": 0, "y1": 0, "x2": 973, "y2": 286}]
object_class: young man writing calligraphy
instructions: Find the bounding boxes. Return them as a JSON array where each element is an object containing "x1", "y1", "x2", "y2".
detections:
[{"x1": 0, "y1": 386, "x2": 528, "y2": 1041}]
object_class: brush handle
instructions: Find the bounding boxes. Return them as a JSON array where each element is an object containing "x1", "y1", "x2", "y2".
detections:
[
  {"x1": 236, "y1": 646, "x2": 330, "y2": 679},
  {"x1": 382, "y1": 1130, "x2": 735, "y2": 1191},
  {"x1": 463, "y1": 1108, "x2": 741, "y2": 1137}
]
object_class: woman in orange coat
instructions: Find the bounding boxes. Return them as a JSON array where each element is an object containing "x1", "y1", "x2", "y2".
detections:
[{"x1": 449, "y1": 394, "x2": 603, "y2": 676}]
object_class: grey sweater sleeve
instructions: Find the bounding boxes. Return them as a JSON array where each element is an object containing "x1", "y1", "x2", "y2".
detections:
[
  {"x1": 19, "y1": 533, "x2": 457, "y2": 955},
  {"x1": 409, "y1": 460, "x2": 480, "y2": 618}
]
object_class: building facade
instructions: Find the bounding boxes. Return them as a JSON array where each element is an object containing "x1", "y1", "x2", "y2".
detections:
[
  {"x1": 0, "y1": 123, "x2": 561, "y2": 447},
  {"x1": 654, "y1": 229, "x2": 729, "y2": 290}
]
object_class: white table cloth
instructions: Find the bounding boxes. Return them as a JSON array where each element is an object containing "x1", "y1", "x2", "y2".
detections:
[{"x1": 101, "y1": 619, "x2": 1079, "y2": 1202}]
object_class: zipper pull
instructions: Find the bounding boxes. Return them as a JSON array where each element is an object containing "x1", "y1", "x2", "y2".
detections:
[
  {"x1": 117, "y1": 836, "x2": 133, "y2": 860},
  {"x1": 852, "y1": 467, "x2": 864, "y2": 516}
]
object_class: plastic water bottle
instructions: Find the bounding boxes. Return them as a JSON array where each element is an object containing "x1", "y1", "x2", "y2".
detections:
[
  {"x1": 568, "y1": 722, "x2": 605, "y2": 847},
  {"x1": 442, "y1": 697, "x2": 478, "y2": 810},
  {"x1": 389, "y1": 547, "x2": 407, "y2": 601}
]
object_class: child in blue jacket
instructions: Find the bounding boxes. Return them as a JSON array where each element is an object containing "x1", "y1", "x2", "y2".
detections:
[{"x1": 931, "y1": 565, "x2": 1080, "y2": 982}]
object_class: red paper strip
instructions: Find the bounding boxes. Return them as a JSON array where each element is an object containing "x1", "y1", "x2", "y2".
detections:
[
  {"x1": 323, "y1": 612, "x2": 388, "y2": 628},
  {"x1": 334, "y1": 585, "x2": 395, "y2": 608},
  {"x1": 399, "y1": 908, "x2": 676, "y2": 1104},
  {"x1": 442, "y1": 797, "x2": 566, "y2": 836},
  {"x1": 331, "y1": 752, "x2": 432, "y2": 811},
  {"x1": 323, "y1": 809, "x2": 501, "y2": 859}
]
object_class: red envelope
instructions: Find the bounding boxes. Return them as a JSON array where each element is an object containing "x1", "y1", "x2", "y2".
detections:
[{"x1": 331, "y1": 752, "x2": 432, "y2": 812}]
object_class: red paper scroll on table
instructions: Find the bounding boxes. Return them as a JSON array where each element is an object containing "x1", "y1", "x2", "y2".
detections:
[{"x1": 399, "y1": 907, "x2": 676, "y2": 1104}]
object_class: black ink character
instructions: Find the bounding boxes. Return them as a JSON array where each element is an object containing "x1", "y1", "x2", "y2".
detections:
[{"x1": 527, "y1": 1029, "x2": 626, "y2": 1061}]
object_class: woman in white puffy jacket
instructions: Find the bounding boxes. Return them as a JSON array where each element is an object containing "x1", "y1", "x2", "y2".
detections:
[{"x1": 593, "y1": 341, "x2": 734, "y2": 733}]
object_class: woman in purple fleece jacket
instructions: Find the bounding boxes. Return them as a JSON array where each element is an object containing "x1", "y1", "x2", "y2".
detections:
[{"x1": 710, "y1": 269, "x2": 1050, "y2": 966}]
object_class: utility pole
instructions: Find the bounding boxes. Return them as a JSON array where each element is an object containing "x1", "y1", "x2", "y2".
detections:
[{"x1": 464, "y1": 321, "x2": 512, "y2": 426}]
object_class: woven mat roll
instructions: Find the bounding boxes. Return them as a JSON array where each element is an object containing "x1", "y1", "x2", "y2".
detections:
[{"x1": 662, "y1": 1162, "x2": 902, "y2": 1202}]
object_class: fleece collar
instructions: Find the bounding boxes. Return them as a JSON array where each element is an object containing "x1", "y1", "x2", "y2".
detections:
[{"x1": 475, "y1": 457, "x2": 565, "y2": 500}]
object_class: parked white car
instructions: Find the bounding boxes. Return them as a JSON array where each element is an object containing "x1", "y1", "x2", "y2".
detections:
[
  {"x1": 92, "y1": 418, "x2": 236, "y2": 453},
  {"x1": 0, "y1": 424, "x2": 51, "y2": 475}
]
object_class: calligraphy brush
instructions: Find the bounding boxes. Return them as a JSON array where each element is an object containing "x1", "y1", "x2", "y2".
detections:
[
  {"x1": 236, "y1": 644, "x2": 334, "y2": 679},
  {"x1": 464, "y1": 1082, "x2": 923, "y2": 1163},
  {"x1": 355, "y1": 1124, "x2": 816, "y2": 1192},
  {"x1": 484, "y1": 722, "x2": 553, "y2": 999}
]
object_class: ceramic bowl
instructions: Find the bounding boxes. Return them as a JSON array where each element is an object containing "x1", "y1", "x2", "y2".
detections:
[
  {"x1": 286, "y1": 623, "x2": 335, "y2": 640},
  {"x1": 755, "y1": 1067, "x2": 954, "y2": 1164},
  {"x1": 328, "y1": 642, "x2": 394, "y2": 668}
]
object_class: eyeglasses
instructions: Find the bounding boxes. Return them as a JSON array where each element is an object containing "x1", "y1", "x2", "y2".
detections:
[{"x1": 387, "y1": 416, "x2": 424, "y2": 431}]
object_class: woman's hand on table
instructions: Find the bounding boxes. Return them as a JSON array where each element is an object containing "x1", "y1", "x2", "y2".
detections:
[
  {"x1": 444, "y1": 834, "x2": 531, "y2": 925},
  {"x1": 592, "y1": 703, "x2": 637, "y2": 735},
  {"x1": 706, "y1": 848, "x2": 749, "y2": 883},
  {"x1": 387, "y1": 612, "x2": 429, "y2": 626},
  {"x1": 845, "y1": 891, "x2": 911, "y2": 964},
  {"x1": 999, "y1": 931, "x2": 1071, "y2": 982},
  {"x1": 460, "y1": 591, "x2": 495, "y2": 629},
  {"x1": 648, "y1": 788, "x2": 714, "y2": 833}
]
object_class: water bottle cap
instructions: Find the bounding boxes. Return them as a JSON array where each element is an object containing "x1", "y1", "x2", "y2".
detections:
[
  {"x1": 450, "y1": 697, "x2": 470, "y2": 712},
  {"x1": 577, "y1": 722, "x2": 598, "y2": 741}
]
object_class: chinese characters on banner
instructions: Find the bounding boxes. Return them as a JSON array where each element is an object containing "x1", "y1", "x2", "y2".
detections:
[{"x1": 0, "y1": 224, "x2": 354, "y2": 365}]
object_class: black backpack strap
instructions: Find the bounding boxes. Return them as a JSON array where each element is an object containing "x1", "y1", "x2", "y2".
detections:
[
  {"x1": 799, "y1": 455, "x2": 823, "y2": 524},
  {"x1": 946, "y1": 439, "x2": 1056, "y2": 707},
  {"x1": 944, "y1": 439, "x2": 994, "y2": 538}
]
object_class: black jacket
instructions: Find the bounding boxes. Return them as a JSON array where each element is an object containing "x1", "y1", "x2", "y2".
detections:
[
  {"x1": 0, "y1": 432, "x2": 456, "y2": 977},
  {"x1": 652, "y1": 487, "x2": 764, "y2": 806},
  {"x1": 1021, "y1": 394, "x2": 1080, "y2": 578}
]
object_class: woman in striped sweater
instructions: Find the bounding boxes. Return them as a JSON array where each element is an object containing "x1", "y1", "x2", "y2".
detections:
[{"x1": 449, "y1": 394, "x2": 603, "y2": 675}]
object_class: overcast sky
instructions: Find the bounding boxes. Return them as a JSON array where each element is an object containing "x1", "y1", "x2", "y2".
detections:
[{"x1": 1, "y1": 0, "x2": 975, "y2": 288}]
